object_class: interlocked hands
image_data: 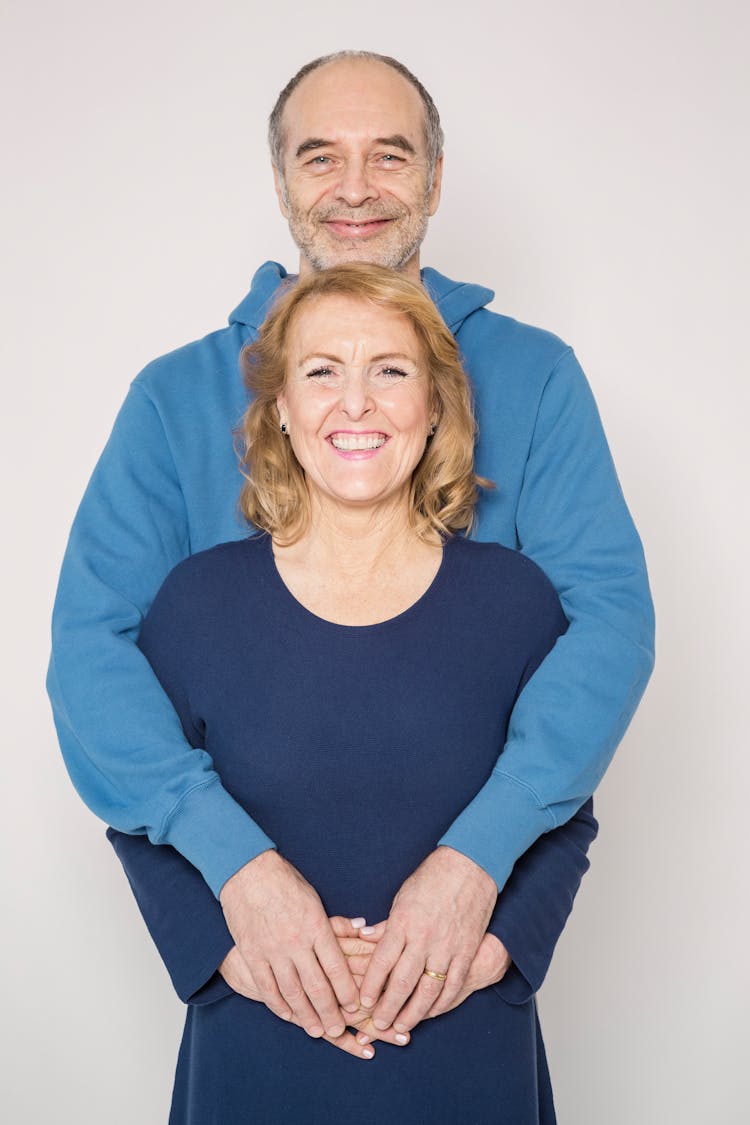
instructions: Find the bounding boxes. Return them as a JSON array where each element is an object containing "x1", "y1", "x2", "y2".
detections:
[{"x1": 219, "y1": 846, "x2": 511, "y2": 1060}]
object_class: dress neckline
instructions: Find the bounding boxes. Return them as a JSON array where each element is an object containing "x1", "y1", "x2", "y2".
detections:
[{"x1": 257, "y1": 532, "x2": 454, "y2": 633}]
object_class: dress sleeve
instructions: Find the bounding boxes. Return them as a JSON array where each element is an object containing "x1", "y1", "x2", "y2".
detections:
[
  {"x1": 47, "y1": 383, "x2": 275, "y2": 897},
  {"x1": 439, "y1": 349, "x2": 654, "y2": 892},
  {"x1": 486, "y1": 798, "x2": 598, "y2": 1003},
  {"x1": 107, "y1": 827, "x2": 234, "y2": 1005}
]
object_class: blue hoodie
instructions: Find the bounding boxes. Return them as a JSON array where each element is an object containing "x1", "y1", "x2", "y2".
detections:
[{"x1": 48, "y1": 261, "x2": 654, "y2": 899}]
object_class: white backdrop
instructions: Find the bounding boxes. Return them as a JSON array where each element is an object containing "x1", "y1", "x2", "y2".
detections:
[{"x1": 2, "y1": 1, "x2": 748, "y2": 1122}]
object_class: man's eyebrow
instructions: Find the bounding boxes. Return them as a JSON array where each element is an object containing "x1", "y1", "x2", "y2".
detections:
[
  {"x1": 295, "y1": 138, "x2": 334, "y2": 158},
  {"x1": 374, "y1": 135, "x2": 416, "y2": 155},
  {"x1": 294, "y1": 135, "x2": 418, "y2": 159}
]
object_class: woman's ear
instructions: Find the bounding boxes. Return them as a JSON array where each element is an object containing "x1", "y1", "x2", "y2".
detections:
[{"x1": 276, "y1": 393, "x2": 288, "y2": 432}]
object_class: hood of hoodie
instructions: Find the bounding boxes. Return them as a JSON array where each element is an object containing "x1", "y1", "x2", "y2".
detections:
[{"x1": 228, "y1": 261, "x2": 494, "y2": 337}]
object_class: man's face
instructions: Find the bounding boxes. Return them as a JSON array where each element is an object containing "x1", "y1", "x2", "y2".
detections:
[{"x1": 274, "y1": 59, "x2": 443, "y2": 282}]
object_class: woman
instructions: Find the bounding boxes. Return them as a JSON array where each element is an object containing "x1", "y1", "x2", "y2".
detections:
[{"x1": 114, "y1": 263, "x2": 593, "y2": 1122}]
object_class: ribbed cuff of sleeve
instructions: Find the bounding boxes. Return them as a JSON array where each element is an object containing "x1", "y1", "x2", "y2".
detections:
[
  {"x1": 437, "y1": 771, "x2": 554, "y2": 893},
  {"x1": 160, "y1": 778, "x2": 277, "y2": 898}
]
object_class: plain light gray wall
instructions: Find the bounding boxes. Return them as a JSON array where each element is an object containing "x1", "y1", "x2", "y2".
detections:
[{"x1": 2, "y1": 0, "x2": 747, "y2": 1121}]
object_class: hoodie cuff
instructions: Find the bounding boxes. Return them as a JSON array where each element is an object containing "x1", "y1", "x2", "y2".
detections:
[
  {"x1": 437, "y1": 770, "x2": 553, "y2": 892},
  {"x1": 161, "y1": 777, "x2": 277, "y2": 898}
]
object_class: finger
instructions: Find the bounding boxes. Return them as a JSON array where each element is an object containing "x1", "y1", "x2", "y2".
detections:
[
  {"x1": 357, "y1": 920, "x2": 387, "y2": 942},
  {"x1": 314, "y1": 926, "x2": 360, "y2": 1014},
  {"x1": 329, "y1": 915, "x2": 367, "y2": 938},
  {"x1": 272, "y1": 959, "x2": 327, "y2": 1037},
  {"x1": 297, "y1": 949, "x2": 352, "y2": 1037},
  {"x1": 322, "y1": 1028, "x2": 375, "y2": 1060},
  {"x1": 344, "y1": 954, "x2": 372, "y2": 976},
  {"x1": 396, "y1": 955, "x2": 470, "y2": 1029},
  {"x1": 338, "y1": 936, "x2": 379, "y2": 957},
  {"x1": 355, "y1": 1018, "x2": 410, "y2": 1048},
  {"x1": 370, "y1": 948, "x2": 426, "y2": 1031},
  {"x1": 359, "y1": 928, "x2": 406, "y2": 1010},
  {"x1": 245, "y1": 959, "x2": 294, "y2": 1022}
]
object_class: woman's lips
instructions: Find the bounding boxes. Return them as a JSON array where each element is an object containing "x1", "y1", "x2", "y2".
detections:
[{"x1": 328, "y1": 432, "x2": 389, "y2": 459}]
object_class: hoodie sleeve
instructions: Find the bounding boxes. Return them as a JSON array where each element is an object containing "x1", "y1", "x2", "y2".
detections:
[
  {"x1": 439, "y1": 348, "x2": 654, "y2": 891},
  {"x1": 48, "y1": 382, "x2": 275, "y2": 898}
]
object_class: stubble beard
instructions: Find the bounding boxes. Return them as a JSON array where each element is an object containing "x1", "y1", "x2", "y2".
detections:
[{"x1": 285, "y1": 197, "x2": 431, "y2": 273}]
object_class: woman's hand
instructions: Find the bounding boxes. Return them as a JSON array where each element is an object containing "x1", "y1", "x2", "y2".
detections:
[
  {"x1": 358, "y1": 846, "x2": 498, "y2": 1034},
  {"x1": 219, "y1": 917, "x2": 411, "y2": 1061},
  {"x1": 219, "y1": 850, "x2": 359, "y2": 1040}
]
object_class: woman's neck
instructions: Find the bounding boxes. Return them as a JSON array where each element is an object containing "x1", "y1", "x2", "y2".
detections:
[{"x1": 271, "y1": 494, "x2": 442, "y2": 626}]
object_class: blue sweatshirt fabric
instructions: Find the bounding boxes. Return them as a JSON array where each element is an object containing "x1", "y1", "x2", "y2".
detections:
[
  {"x1": 48, "y1": 261, "x2": 654, "y2": 897},
  {"x1": 118, "y1": 533, "x2": 572, "y2": 1123}
]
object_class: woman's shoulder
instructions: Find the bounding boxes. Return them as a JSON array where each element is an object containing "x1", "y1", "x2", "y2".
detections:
[
  {"x1": 149, "y1": 534, "x2": 269, "y2": 616},
  {"x1": 447, "y1": 536, "x2": 558, "y2": 597}
]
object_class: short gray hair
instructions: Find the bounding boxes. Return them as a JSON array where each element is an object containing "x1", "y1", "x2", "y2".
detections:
[{"x1": 268, "y1": 51, "x2": 444, "y2": 179}]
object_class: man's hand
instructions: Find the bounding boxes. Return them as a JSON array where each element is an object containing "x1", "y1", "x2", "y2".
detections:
[
  {"x1": 219, "y1": 850, "x2": 359, "y2": 1039},
  {"x1": 358, "y1": 846, "x2": 498, "y2": 1033},
  {"x1": 219, "y1": 917, "x2": 411, "y2": 1060},
  {"x1": 352, "y1": 929, "x2": 511, "y2": 1044}
]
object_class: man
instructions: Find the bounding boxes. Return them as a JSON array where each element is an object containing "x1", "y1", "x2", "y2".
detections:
[{"x1": 49, "y1": 51, "x2": 653, "y2": 1051}]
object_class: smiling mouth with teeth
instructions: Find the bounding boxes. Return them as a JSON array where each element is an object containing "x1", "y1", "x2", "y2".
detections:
[{"x1": 329, "y1": 433, "x2": 388, "y2": 451}]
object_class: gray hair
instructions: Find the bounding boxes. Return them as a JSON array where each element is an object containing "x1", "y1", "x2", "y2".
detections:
[{"x1": 268, "y1": 51, "x2": 444, "y2": 180}]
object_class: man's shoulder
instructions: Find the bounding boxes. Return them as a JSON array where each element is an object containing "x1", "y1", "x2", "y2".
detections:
[
  {"x1": 130, "y1": 261, "x2": 288, "y2": 404},
  {"x1": 423, "y1": 265, "x2": 573, "y2": 375},
  {"x1": 132, "y1": 323, "x2": 247, "y2": 403}
]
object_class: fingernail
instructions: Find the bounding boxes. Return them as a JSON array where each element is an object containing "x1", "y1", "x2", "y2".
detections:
[
  {"x1": 350, "y1": 917, "x2": 366, "y2": 928},
  {"x1": 394, "y1": 1022, "x2": 407, "y2": 1034},
  {"x1": 357, "y1": 1033, "x2": 370, "y2": 1045},
  {"x1": 360, "y1": 926, "x2": 375, "y2": 935},
  {"x1": 281, "y1": 1010, "x2": 292, "y2": 1021},
  {"x1": 344, "y1": 1003, "x2": 359, "y2": 1013},
  {"x1": 361, "y1": 995, "x2": 375, "y2": 1009},
  {"x1": 395, "y1": 1033, "x2": 408, "y2": 1045},
  {"x1": 362, "y1": 1048, "x2": 374, "y2": 1059},
  {"x1": 373, "y1": 1017, "x2": 390, "y2": 1031},
  {"x1": 328, "y1": 1025, "x2": 345, "y2": 1038},
  {"x1": 309, "y1": 1024, "x2": 324, "y2": 1037}
]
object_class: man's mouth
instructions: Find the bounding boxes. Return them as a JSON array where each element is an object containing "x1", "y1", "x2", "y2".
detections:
[
  {"x1": 323, "y1": 218, "x2": 393, "y2": 238},
  {"x1": 329, "y1": 432, "x2": 388, "y2": 451}
]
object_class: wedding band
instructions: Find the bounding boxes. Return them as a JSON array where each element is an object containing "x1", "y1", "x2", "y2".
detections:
[{"x1": 423, "y1": 968, "x2": 448, "y2": 981}]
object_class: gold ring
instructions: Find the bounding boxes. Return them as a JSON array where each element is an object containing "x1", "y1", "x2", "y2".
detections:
[{"x1": 423, "y1": 968, "x2": 448, "y2": 981}]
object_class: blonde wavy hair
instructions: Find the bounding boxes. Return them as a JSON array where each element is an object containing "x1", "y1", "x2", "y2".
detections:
[{"x1": 238, "y1": 263, "x2": 492, "y2": 543}]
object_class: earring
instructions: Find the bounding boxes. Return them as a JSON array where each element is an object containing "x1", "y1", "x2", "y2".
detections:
[
  {"x1": 280, "y1": 422, "x2": 288, "y2": 434},
  {"x1": 429, "y1": 423, "x2": 437, "y2": 436}
]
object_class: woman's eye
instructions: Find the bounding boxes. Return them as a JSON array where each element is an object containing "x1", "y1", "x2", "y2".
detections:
[
  {"x1": 306, "y1": 366, "x2": 334, "y2": 379},
  {"x1": 379, "y1": 366, "x2": 408, "y2": 378}
]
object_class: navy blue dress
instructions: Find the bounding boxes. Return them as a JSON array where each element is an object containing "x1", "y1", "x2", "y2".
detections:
[{"x1": 131, "y1": 534, "x2": 574, "y2": 1124}]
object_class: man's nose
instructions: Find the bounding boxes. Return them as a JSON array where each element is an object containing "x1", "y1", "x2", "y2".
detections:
[{"x1": 334, "y1": 159, "x2": 378, "y2": 207}]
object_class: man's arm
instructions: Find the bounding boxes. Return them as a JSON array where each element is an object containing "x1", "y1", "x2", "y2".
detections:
[
  {"x1": 361, "y1": 349, "x2": 653, "y2": 1031},
  {"x1": 440, "y1": 348, "x2": 654, "y2": 883},
  {"x1": 49, "y1": 382, "x2": 358, "y2": 1035}
]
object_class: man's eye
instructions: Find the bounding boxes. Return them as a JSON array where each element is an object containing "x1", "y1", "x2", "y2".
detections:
[
  {"x1": 378, "y1": 154, "x2": 405, "y2": 166},
  {"x1": 308, "y1": 155, "x2": 332, "y2": 166}
]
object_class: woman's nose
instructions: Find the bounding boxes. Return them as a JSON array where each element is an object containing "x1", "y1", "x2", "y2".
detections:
[{"x1": 339, "y1": 371, "x2": 374, "y2": 418}]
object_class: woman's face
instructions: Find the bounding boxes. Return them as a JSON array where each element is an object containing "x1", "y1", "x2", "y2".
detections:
[{"x1": 277, "y1": 294, "x2": 435, "y2": 514}]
